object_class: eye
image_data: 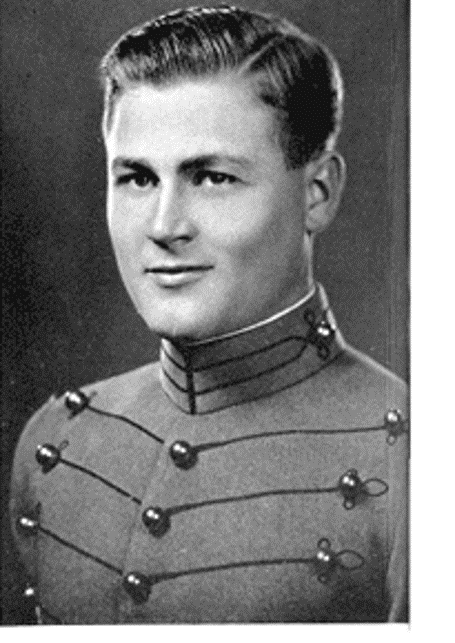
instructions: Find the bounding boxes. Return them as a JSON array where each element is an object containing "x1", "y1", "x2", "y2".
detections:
[
  {"x1": 116, "y1": 171, "x2": 158, "y2": 190},
  {"x1": 192, "y1": 170, "x2": 238, "y2": 188}
]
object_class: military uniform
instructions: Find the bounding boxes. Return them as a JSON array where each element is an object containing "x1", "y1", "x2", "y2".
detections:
[{"x1": 10, "y1": 284, "x2": 408, "y2": 623}]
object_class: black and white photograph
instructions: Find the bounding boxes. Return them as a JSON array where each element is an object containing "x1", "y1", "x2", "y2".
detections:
[{"x1": 2, "y1": 0, "x2": 409, "y2": 626}]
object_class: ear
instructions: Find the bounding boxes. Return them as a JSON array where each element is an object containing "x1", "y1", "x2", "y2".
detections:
[{"x1": 304, "y1": 152, "x2": 346, "y2": 234}]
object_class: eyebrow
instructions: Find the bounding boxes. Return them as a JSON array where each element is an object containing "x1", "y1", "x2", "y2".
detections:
[
  {"x1": 111, "y1": 154, "x2": 253, "y2": 173},
  {"x1": 112, "y1": 158, "x2": 154, "y2": 173}
]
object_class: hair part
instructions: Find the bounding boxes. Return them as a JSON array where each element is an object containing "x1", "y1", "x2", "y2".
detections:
[{"x1": 100, "y1": 5, "x2": 343, "y2": 169}]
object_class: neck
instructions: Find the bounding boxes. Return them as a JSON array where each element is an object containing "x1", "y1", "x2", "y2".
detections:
[
  {"x1": 184, "y1": 285, "x2": 317, "y2": 348},
  {"x1": 159, "y1": 283, "x2": 345, "y2": 414}
]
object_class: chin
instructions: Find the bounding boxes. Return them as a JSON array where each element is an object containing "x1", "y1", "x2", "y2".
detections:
[{"x1": 141, "y1": 311, "x2": 217, "y2": 342}]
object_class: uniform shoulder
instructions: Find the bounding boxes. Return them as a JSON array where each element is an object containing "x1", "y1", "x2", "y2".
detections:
[
  {"x1": 11, "y1": 361, "x2": 162, "y2": 483},
  {"x1": 324, "y1": 344, "x2": 407, "y2": 412},
  {"x1": 9, "y1": 392, "x2": 68, "y2": 572},
  {"x1": 343, "y1": 345, "x2": 407, "y2": 392},
  {"x1": 79, "y1": 360, "x2": 161, "y2": 412},
  {"x1": 11, "y1": 394, "x2": 65, "y2": 484},
  {"x1": 297, "y1": 343, "x2": 408, "y2": 435}
]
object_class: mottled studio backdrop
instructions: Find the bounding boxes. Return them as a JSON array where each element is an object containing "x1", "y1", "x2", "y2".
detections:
[{"x1": 1, "y1": 0, "x2": 408, "y2": 624}]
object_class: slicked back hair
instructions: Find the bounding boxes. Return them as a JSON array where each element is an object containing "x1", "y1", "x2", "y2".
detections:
[{"x1": 100, "y1": 5, "x2": 343, "y2": 169}]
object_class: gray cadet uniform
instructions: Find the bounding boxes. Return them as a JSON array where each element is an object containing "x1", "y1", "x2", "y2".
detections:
[{"x1": 10, "y1": 284, "x2": 408, "y2": 623}]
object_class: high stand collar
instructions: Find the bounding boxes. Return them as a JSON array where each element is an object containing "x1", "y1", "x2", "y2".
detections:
[{"x1": 159, "y1": 284, "x2": 345, "y2": 415}]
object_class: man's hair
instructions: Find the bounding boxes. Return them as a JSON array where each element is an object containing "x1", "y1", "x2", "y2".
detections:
[{"x1": 100, "y1": 5, "x2": 343, "y2": 169}]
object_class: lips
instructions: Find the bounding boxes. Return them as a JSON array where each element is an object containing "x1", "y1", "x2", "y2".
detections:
[
  {"x1": 144, "y1": 264, "x2": 213, "y2": 287},
  {"x1": 145, "y1": 265, "x2": 213, "y2": 274}
]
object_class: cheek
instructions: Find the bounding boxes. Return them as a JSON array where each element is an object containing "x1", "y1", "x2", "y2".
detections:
[
  {"x1": 202, "y1": 192, "x2": 302, "y2": 268},
  {"x1": 107, "y1": 199, "x2": 142, "y2": 260}
]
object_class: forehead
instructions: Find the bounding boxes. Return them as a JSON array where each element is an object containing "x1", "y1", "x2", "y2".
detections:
[{"x1": 105, "y1": 77, "x2": 282, "y2": 166}]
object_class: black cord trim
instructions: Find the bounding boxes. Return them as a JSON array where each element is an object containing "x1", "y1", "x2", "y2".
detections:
[
  {"x1": 194, "y1": 343, "x2": 309, "y2": 395},
  {"x1": 163, "y1": 334, "x2": 309, "y2": 374},
  {"x1": 59, "y1": 457, "x2": 141, "y2": 504},
  {"x1": 38, "y1": 527, "x2": 317, "y2": 586},
  {"x1": 335, "y1": 549, "x2": 366, "y2": 571},
  {"x1": 161, "y1": 308, "x2": 341, "y2": 413},
  {"x1": 41, "y1": 606, "x2": 63, "y2": 624},
  {"x1": 363, "y1": 477, "x2": 389, "y2": 497},
  {"x1": 182, "y1": 348, "x2": 197, "y2": 415},
  {"x1": 36, "y1": 529, "x2": 363, "y2": 590},
  {"x1": 38, "y1": 525, "x2": 123, "y2": 575},
  {"x1": 167, "y1": 350, "x2": 346, "y2": 416},
  {"x1": 198, "y1": 335, "x2": 308, "y2": 371},
  {"x1": 151, "y1": 555, "x2": 315, "y2": 585},
  {"x1": 196, "y1": 421, "x2": 409, "y2": 453},
  {"x1": 163, "y1": 341, "x2": 309, "y2": 398},
  {"x1": 87, "y1": 406, "x2": 164, "y2": 444},
  {"x1": 162, "y1": 345, "x2": 186, "y2": 371},
  {"x1": 162, "y1": 355, "x2": 197, "y2": 413},
  {"x1": 168, "y1": 485, "x2": 339, "y2": 516},
  {"x1": 162, "y1": 305, "x2": 333, "y2": 383},
  {"x1": 162, "y1": 366, "x2": 188, "y2": 393}
]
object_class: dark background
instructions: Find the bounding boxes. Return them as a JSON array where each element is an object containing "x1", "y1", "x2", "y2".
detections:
[{"x1": 1, "y1": 0, "x2": 408, "y2": 624}]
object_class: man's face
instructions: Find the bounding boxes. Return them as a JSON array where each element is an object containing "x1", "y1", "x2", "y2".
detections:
[{"x1": 105, "y1": 77, "x2": 312, "y2": 341}]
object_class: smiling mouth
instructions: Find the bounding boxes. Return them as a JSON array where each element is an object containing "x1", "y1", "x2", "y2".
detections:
[
  {"x1": 143, "y1": 265, "x2": 213, "y2": 287},
  {"x1": 145, "y1": 266, "x2": 213, "y2": 274}
]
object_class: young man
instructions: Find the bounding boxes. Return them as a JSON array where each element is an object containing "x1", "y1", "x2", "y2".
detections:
[{"x1": 10, "y1": 5, "x2": 408, "y2": 623}]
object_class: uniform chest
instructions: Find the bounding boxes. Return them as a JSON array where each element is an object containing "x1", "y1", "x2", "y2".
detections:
[{"x1": 28, "y1": 402, "x2": 392, "y2": 623}]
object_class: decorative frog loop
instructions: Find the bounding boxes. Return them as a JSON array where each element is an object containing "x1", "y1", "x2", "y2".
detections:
[
  {"x1": 303, "y1": 310, "x2": 336, "y2": 360},
  {"x1": 314, "y1": 538, "x2": 365, "y2": 583},
  {"x1": 384, "y1": 409, "x2": 405, "y2": 445}
]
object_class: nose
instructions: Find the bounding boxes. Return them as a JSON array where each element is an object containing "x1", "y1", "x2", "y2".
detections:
[{"x1": 147, "y1": 182, "x2": 196, "y2": 250}]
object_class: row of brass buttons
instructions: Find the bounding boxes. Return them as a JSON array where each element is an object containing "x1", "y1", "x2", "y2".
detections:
[{"x1": 25, "y1": 406, "x2": 404, "y2": 611}]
